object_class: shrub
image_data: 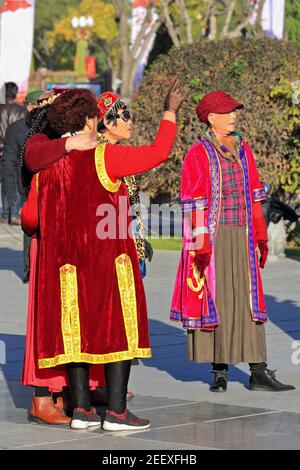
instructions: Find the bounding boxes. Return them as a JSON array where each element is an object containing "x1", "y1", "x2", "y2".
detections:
[{"x1": 131, "y1": 37, "x2": 300, "y2": 204}]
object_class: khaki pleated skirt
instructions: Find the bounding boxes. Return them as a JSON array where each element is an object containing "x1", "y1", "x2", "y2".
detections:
[{"x1": 188, "y1": 225, "x2": 267, "y2": 364}]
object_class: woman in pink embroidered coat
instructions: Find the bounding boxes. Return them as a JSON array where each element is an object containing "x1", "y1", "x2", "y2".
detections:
[{"x1": 171, "y1": 90, "x2": 295, "y2": 393}]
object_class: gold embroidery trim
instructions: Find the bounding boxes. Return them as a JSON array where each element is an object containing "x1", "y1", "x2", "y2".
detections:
[
  {"x1": 38, "y1": 257, "x2": 152, "y2": 369},
  {"x1": 38, "y1": 348, "x2": 152, "y2": 369},
  {"x1": 35, "y1": 173, "x2": 39, "y2": 194},
  {"x1": 59, "y1": 264, "x2": 81, "y2": 359},
  {"x1": 115, "y1": 253, "x2": 139, "y2": 354},
  {"x1": 95, "y1": 143, "x2": 121, "y2": 193}
]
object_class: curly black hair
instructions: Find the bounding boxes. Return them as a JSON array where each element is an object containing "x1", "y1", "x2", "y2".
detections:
[
  {"x1": 20, "y1": 105, "x2": 60, "y2": 196},
  {"x1": 47, "y1": 88, "x2": 99, "y2": 136}
]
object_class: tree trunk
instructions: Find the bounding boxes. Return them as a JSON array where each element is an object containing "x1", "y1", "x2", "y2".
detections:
[
  {"x1": 209, "y1": 14, "x2": 217, "y2": 39},
  {"x1": 120, "y1": 61, "x2": 135, "y2": 101}
]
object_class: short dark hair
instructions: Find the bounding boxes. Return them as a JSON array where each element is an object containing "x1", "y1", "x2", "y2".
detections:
[
  {"x1": 97, "y1": 113, "x2": 116, "y2": 133},
  {"x1": 5, "y1": 82, "x2": 18, "y2": 101},
  {"x1": 96, "y1": 104, "x2": 127, "y2": 134},
  {"x1": 47, "y1": 88, "x2": 99, "y2": 136}
]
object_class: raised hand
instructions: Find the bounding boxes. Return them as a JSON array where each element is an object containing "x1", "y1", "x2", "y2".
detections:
[{"x1": 164, "y1": 78, "x2": 184, "y2": 114}]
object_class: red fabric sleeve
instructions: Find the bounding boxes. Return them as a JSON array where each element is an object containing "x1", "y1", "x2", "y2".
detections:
[
  {"x1": 180, "y1": 143, "x2": 209, "y2": 204},
  {"x1": 25, "y1": 134, "x2": 68, "y2": 173},
  {"x1": 253, "y1": 201, "x2": 268, "y2": 242},
  {"x1": 21, "y1": 175, "x2": 38, "y2": 237},
  {"x1": 243, "y1": 141, "x2": 267, "y2": 202},
  {"x1": 104, "y1": 120, "x2": 177, "y2": 180}
]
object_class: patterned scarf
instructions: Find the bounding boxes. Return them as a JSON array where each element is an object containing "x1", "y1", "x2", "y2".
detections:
[
  {"x1": 205, "y1": 129, "x2": 242, "y2": 162},
  {"x1": 97, "y1": 134, "x2": 145, "y2": 260}
]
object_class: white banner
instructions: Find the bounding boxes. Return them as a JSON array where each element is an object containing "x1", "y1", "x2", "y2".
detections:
[
  {"x1": 0, "y1": 0, "x2": 35, "y2": 98},
  {"x1": 261, "y1": 0, "x2": 285, "y2": 39},
  {"x1": 131, "y1": 0, "x2": 158, "y2": 91}
]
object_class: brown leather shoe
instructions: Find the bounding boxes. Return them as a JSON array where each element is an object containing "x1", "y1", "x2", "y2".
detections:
[
  {"x1": 10, "y1": 217, "x2": 22, "y2": 226},
  {"x1": 28, "y1": 396, "x2": 71, "y2": 426},
  {"x1": 54, "y1": 393, "x2": 74, "y2": 417}
]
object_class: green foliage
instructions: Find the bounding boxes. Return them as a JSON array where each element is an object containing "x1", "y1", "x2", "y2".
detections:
[
  {"x1": 34, "y1": 0, "x2": 79, "y2": 69},
  {"x1": 34, "y1": 0, "x2": 116, "y2": 72},
  {"x1": 227, "y1": 59, "x2": 248, "y2": 79},
  {"x1": 270, "y1": 78, "x2": 300, "y2": 198},
  {"x1": 285, "y1": 0, "x2": 300, "y2": 42},
  {"x1": 131, "y1": 37, "x2": 300, "y2": 203}
]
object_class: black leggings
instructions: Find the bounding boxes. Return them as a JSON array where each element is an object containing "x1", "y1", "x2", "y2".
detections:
[
  {"x1": 105, "y1": 359, "x2": 131, "y2": 414},
  {"x1": 66, "y1": 360, "x2": 131, "y2": 413},
  {"x1": 34, "y1": 386, "x2": 51, "y2": 397}
]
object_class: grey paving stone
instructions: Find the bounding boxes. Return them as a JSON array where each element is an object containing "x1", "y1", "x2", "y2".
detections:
[
  {"x1": 130, "y1": 410, "x2": 300, "y2": 450},
  {"x1": 0, "y1": 224, "x2": 300, "y2": 449}
]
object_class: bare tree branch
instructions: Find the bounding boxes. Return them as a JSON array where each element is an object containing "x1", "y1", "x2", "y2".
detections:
[
  {"x1": 224, "y1": 10, "x2": 254, "y2": 37},
  {"x1": 160, "y1": 0, "x2": 180, "y2": 47},
  {"x1": 133, "y1": 19, "x2": 162, "y2": 70},
  {"x1": 222, "y1": 0, "x2": 235, "y2": 35},
  {"x1": 255, "y1": 0, "x2": 266, "y2": 31},
  {"x1": 223, "y1": 0, "x2": 266, "y2": 38},
  {"x1": 175, "y1": 0, "x2": 193, "y2": 44},
  {"x1": 131, "y1": 6, "x2": 158, "y2": 58},
  {"x1": 111, "y1": 0, "x2": 122, "y2": 16}
]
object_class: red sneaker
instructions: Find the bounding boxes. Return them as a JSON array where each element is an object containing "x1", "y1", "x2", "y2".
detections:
[
  {"x1": 103, "y1": 409, "x2": 150, "y2": 431},
  {"x1": 71, "y1": 407, "x2": 101, "y2": 430}
]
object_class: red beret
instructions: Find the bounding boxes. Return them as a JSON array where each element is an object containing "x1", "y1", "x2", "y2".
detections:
[{"x1": 196, "y1": 90, "x2": 244, "y2": 123}]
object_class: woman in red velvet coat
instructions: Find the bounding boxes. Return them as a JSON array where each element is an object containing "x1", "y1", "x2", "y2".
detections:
[
  {"x1": 24, "y1": 83, "x2": 183, "y2": 431},
  {"x1": 20, "y1": 91, "x2": 137, "y2": 427}
]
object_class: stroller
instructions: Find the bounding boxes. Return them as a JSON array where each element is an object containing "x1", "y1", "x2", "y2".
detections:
[{"x1": 262, "y1": 185, "x2": 299, "y2": 257}]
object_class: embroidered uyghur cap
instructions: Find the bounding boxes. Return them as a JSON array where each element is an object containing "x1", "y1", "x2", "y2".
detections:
[
  {"x1": 37, "y1": 88, "x2": 70, "y2": 108},
  {"x1": 97, "y1": 91, "x2": 126, "y2": 121},
  {"x1": 196, "y1": 89, "x2": 244, "y2": 123},
  {"x1": 25, "y1": 90, "x2": 45, "y2": 105}
]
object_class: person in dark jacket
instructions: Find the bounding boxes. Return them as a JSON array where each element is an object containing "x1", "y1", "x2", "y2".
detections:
[
  {"x1": 1, "y1": 90, "x2": 43, "y2": 281},
  {"x1": 0, "y1": 82, "x2": 26, "y2": 220}
]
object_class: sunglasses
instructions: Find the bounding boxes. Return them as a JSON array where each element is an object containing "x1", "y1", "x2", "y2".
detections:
[{"x1": 115, "y1": 109, "x2": 131, "y2": 122}]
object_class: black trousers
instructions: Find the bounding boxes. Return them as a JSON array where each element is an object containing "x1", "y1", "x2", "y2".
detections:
[{"x1": 67, "y1": 360, "x2": 131, "y2": 414}]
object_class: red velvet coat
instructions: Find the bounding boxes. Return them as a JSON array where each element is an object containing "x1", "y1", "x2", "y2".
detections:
[
  {"x1": 26, "y1": 120, "x2": 177, "y2": 369},
  {"x1": 36, "y1": 145, "x2": 150, "y2": 368}
]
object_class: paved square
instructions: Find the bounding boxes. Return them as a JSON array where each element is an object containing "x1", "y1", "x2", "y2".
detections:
[{"x1": 0, "y1": 224, "x2": 299, "y2": 449}]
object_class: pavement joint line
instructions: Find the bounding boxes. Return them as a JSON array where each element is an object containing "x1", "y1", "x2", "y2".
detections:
[
  {"x1": 118, "y1": 410, "x2": 284, "y2": 436},
  {"x1": 203, "y1": 410, "x2": 283, "y2": 423},
  {"x1": 208, "y1": 400, "x2": 300, "y2": 414},
  {"x1": 9, "y1": 433, "x2": 103, "y2": 449},
  {"x1": 133, "y1": 401, "x2": 201, "y2": 412},
  {"x1": 121, "y1": 421, "x2": 197, "y2": 434},
  {"x1": 119, "y1": 434, "x2": 221, "y2": 450}
]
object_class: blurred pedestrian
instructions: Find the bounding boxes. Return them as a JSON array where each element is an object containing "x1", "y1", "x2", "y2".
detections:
[
  {"x1": 0, "y1": 82, "x2": 26, "y2": 220},
  {"x1": 1, "y1": 90, "x2": 43, "y2": 282}
]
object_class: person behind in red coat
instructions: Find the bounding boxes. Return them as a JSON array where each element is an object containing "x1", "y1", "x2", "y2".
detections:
[
  {"x1": 24, "y1": 82, "x2": 183, "y2": 431},
  {"x1": 20, "y1": 90, "x2": 138, "y2": 426}
]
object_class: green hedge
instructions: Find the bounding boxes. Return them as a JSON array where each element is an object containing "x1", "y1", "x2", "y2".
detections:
[{"x1": 132, "y1": 37, "x2": 300, "y2": 203}]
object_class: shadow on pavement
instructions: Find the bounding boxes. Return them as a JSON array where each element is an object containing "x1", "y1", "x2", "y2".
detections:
[
  {"x1": 1, "y1": 293, "x2": 299, "y2": 409},
  {"x1": 0, "y1": 247, "x2": 23, "y2": 281},
  {"x1": 141, "y1": 319, "x2": 250, "y2": 386},
  {"x1": 266, "y1": 294, "x2": 300, "y2": 341}
]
